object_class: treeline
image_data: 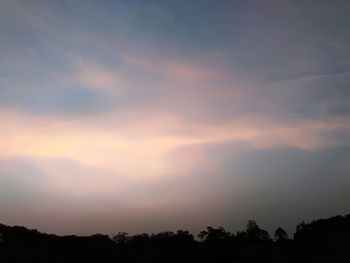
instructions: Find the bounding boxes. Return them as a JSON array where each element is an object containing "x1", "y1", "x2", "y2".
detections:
[{"x1": 0, "y1": 213, "x2": 349, "y2": 262}]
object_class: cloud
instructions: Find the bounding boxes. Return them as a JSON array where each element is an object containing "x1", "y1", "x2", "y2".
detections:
[
  {"x1": 1, "y1": 0, "x2": 350, "y2": 235},
  {"x1": 73, "y1": 61, "x2": 120, "y2": 92},
  {"x1": 272, "y1": 71, "x2": 350, "y2": 84},
  {"x1": 1, "y1": 108, "x2": 349, "y2": 194},
  {"x1": 121, "y1": 53, "x2": 225, "y2": 81}
]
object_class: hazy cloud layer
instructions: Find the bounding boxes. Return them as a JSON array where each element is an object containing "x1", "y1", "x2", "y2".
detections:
[{"x1": 0, "y1": 0, "x2": 349, "y2": 235}]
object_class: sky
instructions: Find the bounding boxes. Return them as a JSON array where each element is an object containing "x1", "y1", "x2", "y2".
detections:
[{"x1": 0, "y1": 0, "x2": 350, "y2": 237}]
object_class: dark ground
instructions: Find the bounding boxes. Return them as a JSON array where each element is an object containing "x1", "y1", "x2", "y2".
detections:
[{"x1": 0, "y1": 213, "x2": 349, "y2": 262}]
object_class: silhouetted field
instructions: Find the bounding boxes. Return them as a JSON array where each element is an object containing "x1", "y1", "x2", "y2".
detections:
[{"x1": 0, "y1": 214, "x2": 349, "y2": 262}]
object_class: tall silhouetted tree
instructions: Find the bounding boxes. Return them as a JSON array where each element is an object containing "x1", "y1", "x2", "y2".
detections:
[
  {"x1": 274, "y1": 227, "x2": 288, "y2": 242},
  {"x1": 246, "y1": 220, "x2": 272, "y2": 242}
]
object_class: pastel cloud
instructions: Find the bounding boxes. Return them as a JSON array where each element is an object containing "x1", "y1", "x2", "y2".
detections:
[
  {"x1": 73, "y1": 61, "x2": 120, "y2": 92},
  {"x1": 1, "y1": 109, "x2": 348, "y2": 191},
  {"x1": 121, "y1": 53, "x2": 225, "y2": 81},
  {"x1": 1, "y1": 107, "x2": 349, "y2": 234}
]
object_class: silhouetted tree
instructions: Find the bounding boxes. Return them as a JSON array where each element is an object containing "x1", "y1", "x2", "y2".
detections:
[
  {"x1": 274, "y1": 227, "x2": 288, "y2": 242},
  {"x1": 296, "y1": 221, "x2": 306, "y2": 232},
  {"x1": 175, "y1": 230, "x2": 194, "y2": 243},
  {"x1": 246, "y1": 220, "x2": 272, "y2": 242},
  {"x1": 112, "y1": 231, "x2": 129, "y2": 245},
  {"x1": 129, "y1": 233, "x2": 150, "y2": 243},
  {"x1": 198, "y1": 226, "x2": 231, "y2": 243},
  {"x1": 1, "y1": 213, "x2": 350, "y2": 263},
  {"x1": 235, "y1": 230, "x2": 247, "y2": 242}
]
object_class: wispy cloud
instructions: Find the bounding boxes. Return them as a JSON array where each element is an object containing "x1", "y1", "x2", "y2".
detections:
[
  {"x1": 273, "y1": 71, "x2": 350, "y2": 84},
  {"x1": 1, "y1": 109, "x2": 348, "y2": 190},
  {"x1": 121, "y1": 53, "x2": 225, "y2": 81},
  {"x1": 73, "y1": 60, "x2": 121, "y2": 92}
]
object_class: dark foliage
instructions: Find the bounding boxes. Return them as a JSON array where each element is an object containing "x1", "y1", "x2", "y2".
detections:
[
  {"x1": 274, "y1": 227, "x2": 289, "y2": 242},
  {"x1": 293, "y1": 214, "x2": 350, "y2": 262},
  {"x1": 0, "y1": 214, "x2": 349, "y2": 262},
  {"x1": 245, "y1": 220, "x2": 272, "y2": 243}
]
